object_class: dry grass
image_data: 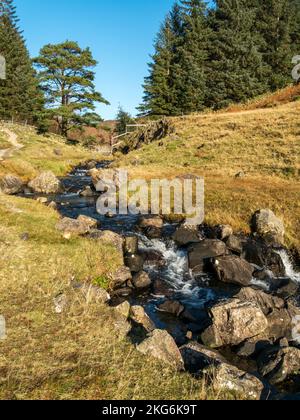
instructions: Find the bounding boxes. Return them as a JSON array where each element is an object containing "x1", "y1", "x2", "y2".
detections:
[
  {"x1": 0, "y1": 128, "x2": 232, "y2": 400},
  {"x1": 225, "y1": 84, "x2": 300, "y2": 113},
  {"x1": 0, "y1": 196, "x2": 233, "y2": 400},
  {"x1": 0, "y1": 124, "x2": 106, "y2": 181},
  {"x1": 115, "y1": 101, "x2": 300, "y2": 252}
]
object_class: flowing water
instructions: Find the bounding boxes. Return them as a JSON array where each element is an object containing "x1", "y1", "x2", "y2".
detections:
[{"x1": 21, "y1": 162, "x2": 300, "y2": 343}]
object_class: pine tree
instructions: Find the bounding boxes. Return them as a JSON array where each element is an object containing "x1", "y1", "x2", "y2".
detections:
[
  {"x1": 206, "y1": 0, "x2": 267, "y2": 109},
  {"x1": 33, "y1": 41, "x2": 109, "y2": 137},
  {"x1": 253, "y1": 0, "x2": 293, "y2": 90},
  {"x1": 137, "y1": 5, "x2": 181, "y2": 117},
  {"x1": 0, "y1": 0, "x2": 41, "y2": 122},
  {"x1": 115, "y1": 106, "x2": 135, "y2": 135},
  {"x1": 173, "y1": 0, "x2": 210, "y2": 114}
]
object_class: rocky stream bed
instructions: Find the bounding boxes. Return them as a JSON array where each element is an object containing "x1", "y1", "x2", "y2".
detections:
[{"x1": 9, "y1": 161, "x2": 300, "y2": 400}]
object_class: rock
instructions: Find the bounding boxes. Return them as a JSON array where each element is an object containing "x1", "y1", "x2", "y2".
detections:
[
  {"x1": 124, "y1": 254, "x2": 144, "y2": 273},
  {"x1": 28, "y1": 171, "x2": 62, "y2": 194},
  {"x1": 114, "y1": 301, "x2": 131, "y2": 319},
  {"x1": 236, "y1": 339, "x2": 272, "y2": 358},
  {"x1": 226, "y1": 235, "x2": 244, "y2": 254},
  {"x1": 258, "y1": 346, "x2": 300, "y2": 385},
  {"x1": 86, "y1": 160, "x2": 97, "y2": 170},
  {"x1": 53, "y1": 293, "x2": 68, "y2": 314},
  {"x1": 20, "y1": 232, "x2": 29, "y2": 241},
  {"x1": 36, "y1": 197, "x2": 48, "y2": 204},
  {"x1": 216, "y1": 225, "x2": 233, "y2": 241},
  {"x1": 180, "y1": 342, "x2": 227, "y2": 373},
  {"x1": 130, "y1": 306, "x2": 155, "y2": 332},
  {"x1": 152, "y1": 279, "x2": 173, "y2": 297},
  {"x1": 141, "y1": 249, "x2": 166, "y2": 268},
  {"x1": 270, "y1": 278, "x2": 299, "y2": 299},
  {"x1": 205, "y1": 363, "x2": 264, "y2": 400},
  {"x1": 234, "y1": 288, "x2": 285, "y2": 315},
  {"x1": 48, "y1": 201, "x2": 57, "y2": 210},
  {"x1": 157, "y1": 300, "x2": 185, "y2": 317},
  {"x1": 242, "y1": 239, "x2": 286, "y2": 277},
  {"x1": 251, "y1": 209, "x2": 285, "y2": 245},
  {"x1": 0, "y1": 174, "x2": 23, "y2": 195},
  {"x1": 90, "y1": 168, "x2": 119, "y2": 190},
  {"x1": 173, "y1": 224, "x2": 202, "y2": 246},
  {"x1": 235, "y1": 171, "x2": 246, "y2": 179},
  {"x1": 213, "y1": 255, "x2": 254, "y2": 286},
  {"x1": 188, "y1": 240, "x2": 227, "y2": 271},
  {"x1": 92, "y1": 230, "x2": 124, "y2": 252},
  {"x1": 201, "y1": 299, "x2": 269, "y2": 348},
  {"x1": 80, "y1": 186, "x2": 95, "y2": 197},
  {"x1": 77, "y1": 215, "x2": 98, "y2": 229},
  {"x1": 235, "y1": 287, "x2": 300, "y2": 342},
  {"x1": 111, "y1": 266, "x2": 132, "y2": 289},
  {"x1": 111, "y1": 287, "x2": 133, "y2": 298},
  {"x1": 113, "y1": 317, "x2": 132, "y2": 339},
  {"x1": 56, "y1": 217, "x2": 91, "y2": 239},
  {"x1": 136, "y1": 329, "x2": 184, "y2": 370},
  {"x1": 79, "y1": 284, "x2": 110, "y2": 304},
  {"x1": 132, "y1": 271, "x2": 152, "y2": 289},
  {"x1": 139, "y1": 216, "x2": 163, "y2": 239},
  {"x1": 124, "y1": 236, "x2": 139, "y2": 255}
]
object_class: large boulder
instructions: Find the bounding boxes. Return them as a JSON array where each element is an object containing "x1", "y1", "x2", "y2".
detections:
[
  {"x1": 258, "y1": 346, "x2": 300, "y2": 385},
  {"x1": 132, "y1": 271, "x2": 152, "y2": 289},
  {"x1": 173, "y1": 224, "x2": 202, "y2": 246},
  {"x1": 204, "y1": 363, "x2": 265, "y2": 400},
  {"x1": 56, "y1": 217, "x2": 91, "y2": 239},
  {"x1": 28, "y1": 171, "x2": 62, "y2": 194},
  {"x1": 201, "y1": 299, "x2": 269, "y2": 348},
  {"x1": 130, "y1": 306, "x2": 155, "y2": 332},
  {"x1": 138, "y1": 216, "x2": 163, "y2": 239},
  {"x1": 157, "y1": 300, "x2": 185, "y2": 317},
  {"x1": 136, "y1": 329, "x2": 184, "y2": 370},
  {"x1": 111, "y1": 266, "x2": 132, "y2": 289},
  {"x1": 251, "y1": 209, "x2": 285, "y2": 245},
  {"x1": 180, "y1": 342, "x2": 227, "y2": 374},
  {"x1": 213, "y1": 255, "x2": 254, "y2": 286},
  {"x1": 234, "y1": 288, "x2": 300, "y2": 342},
  {"x1": 124, "y1": 254, "x2": 145, "y2": 273},
  {"x1": 77, "y1": 215, "x2": 98, "y2": 229},
  {"x1": 90, "y1": 230, "x2": 124, "y2": 252},
  {"x1": 234, "y1": 288, "x2": 285, "y2": 315},
  {"x1": 0, "y1": 174, "x2": 23, "y2": 195},
  {"x1": 226, "y1": 235, "x2": 245, "y2": 254},
  {"x1": 188, "y1": 240, "x2": 227, "y2": 272},
  {"x1": 242, "y1": 239, "x2": 286, "y2": 277}
]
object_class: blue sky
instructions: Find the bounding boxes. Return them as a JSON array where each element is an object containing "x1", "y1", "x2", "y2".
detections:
[{"x1": 15, "y1": 0, "x2": 176, "y2": 120}]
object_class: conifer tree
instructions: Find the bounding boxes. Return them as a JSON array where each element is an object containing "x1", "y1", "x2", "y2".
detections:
[
  {"x1": 253, "y1": 0, "x2": 293, "y2": 90},
  {"x1": 173, "y1": 0, "x2": 210, "y2": 114},
  {"x1": 0, "y1": 0, "x2": 41, "y2": 122},
  {"x1": 137, "y1": 5, "x2": 181, "y2": 117},
  {"x1": 206, "y1": 0, "x2": 267, "y2": 109},
  {"x1": 115, "y1": 106, "x2": 135, "y2": 135},
  {"x1": 34, "y1": 41, "x2": 109, "y2": 136}
]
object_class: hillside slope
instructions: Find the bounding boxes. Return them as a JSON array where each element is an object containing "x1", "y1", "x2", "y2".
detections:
[
  {"x1": 115, "y1": 101, "x2": 300, "y2": 253},
  {"x1": 0, "y1": 123, "x2": 104, "y2": 181}
]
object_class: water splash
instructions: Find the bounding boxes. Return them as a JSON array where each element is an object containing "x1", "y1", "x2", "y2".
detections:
[
  {"x1": 138, "y1": 234, "x2": 217, "y2": 308},
  {"x1": 277, "y1": 250, "x2": 300, "y2": 283}
]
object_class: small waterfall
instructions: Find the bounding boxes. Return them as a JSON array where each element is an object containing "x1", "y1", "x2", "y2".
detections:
[
  {"x1": 138, "y1": 234, "x2": 216, "y2": 308},
  {"x1": 278, "y1": 250, "x2": 300, "y2": 283}
]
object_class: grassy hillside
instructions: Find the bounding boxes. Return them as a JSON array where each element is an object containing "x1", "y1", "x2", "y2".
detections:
[
  {"x1": 115, "y1": 101, "x2": 300, "y2": 253},
  {"x1": 0, "y1": 124, "x2": 105, "y2": 181},
  {"x1": 0, "y1": 124, "x2": 228, "y2": 400}
]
